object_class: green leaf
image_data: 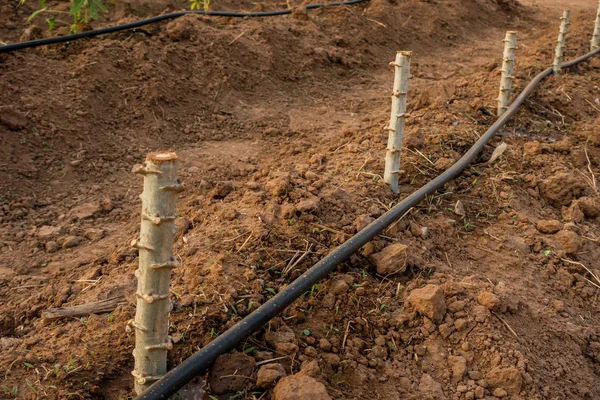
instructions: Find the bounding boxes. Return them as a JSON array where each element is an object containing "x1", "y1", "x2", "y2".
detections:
[
  {"x1": 38, "y1": 0, "x2": 46, "y2": 7},
  {"x1": 25, "y1": 380, "x2": 37, "y2": 394},
  {"x1": 46, "y1": 16, "x2": 55, "y2": 31},
  {"x1": 27, "y1": 7, "x2": 47, "y2": 22},
  {"x1": 93, "y1": 0, "x2": 107, "y2": 12},
  {"x1": 89, "y1": 4, "x2": 98, "y2": 20},
  {"x1": 243, "y1": 347, "x2": 255, "y2": 354},
  {"x1": 70, "y1": 0, "x2": 86, "y2": 15},
  {"x1": 24, "y1": 362, "x2": 34, "y2": 368}
]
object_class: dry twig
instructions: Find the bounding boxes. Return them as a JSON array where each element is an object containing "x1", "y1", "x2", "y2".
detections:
[
  {"x1": 282, "y1": 244, "x2": 313, "y2": 276},
  {"x1": 492, "y1": 311, "x2": 519, "y2": 338},
  {"x1": 561, "y1": 258, "x2": 600, "y2": 288}
]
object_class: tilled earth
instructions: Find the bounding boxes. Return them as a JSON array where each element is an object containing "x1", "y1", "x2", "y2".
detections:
[{"x1": 1, "y1": 0, "x2": 600, "y2": 399}]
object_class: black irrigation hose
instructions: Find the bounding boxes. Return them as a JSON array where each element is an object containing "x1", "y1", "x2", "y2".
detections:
[
  {"x1": 0, "y1": 0, "x2": 368, "y2": 54},
  {"x1": 136, "y1": 46, "x2": 600, "y2": 400}
]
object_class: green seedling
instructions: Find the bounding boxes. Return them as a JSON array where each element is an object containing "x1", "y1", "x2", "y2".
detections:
[
  {"x1": 25, "y1": 380, "x2": 37, "y2": 395},
  {"x1": 22, "y1": 0, "x2": 109, "y2": 33},
  {"x1": 325, "y1": 324, "x2": 334, "y2": 337},
  {"x1": 310, "y1": 284, "x2": 320, "y2": 297},
  {"x1": 190, "y1": 0, "x2": 210, "y2": 11},
  {"x1": 64, "y1": 358, "x2": 76, "y2": 373}
]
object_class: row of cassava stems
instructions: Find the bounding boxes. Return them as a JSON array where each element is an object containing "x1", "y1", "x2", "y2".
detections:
[
  {"x1": 129, "y1": 3, "x2": 600, "y2": 395},
  {"x1": 384, "y1": 3, "x2": 600, "y2": 192}
]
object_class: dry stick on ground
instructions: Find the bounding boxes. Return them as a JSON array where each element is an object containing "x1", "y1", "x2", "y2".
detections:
[
  {"x1": 385, "y1": 207, "x2": 414, "y2": 234},
  {"x1": 130, "y1": 151, "x2": 183, "y2": 395},
  {"x1": 497, "y1": 31, "x2": 517, "y2": 116},
  {"x1": 584, "y1": 142, "x2": 599, "y2": 195},
  {"x1": 341, "y1": 320, "x2": 353, "y2": 350},
  {"x1": 384, "y1": 51, "x2": 411, "y2": 194},
  {"x1": 491, "y1": 311, "x2": 519, "y2": 339},
  {"x1": 592, "y1": 0, "x2": 600, "y2": 51},
  {"x1": 553, "y1": 10, "x2": 571, "y2": 76},
  {"x1": 312, "y1": 223, "x2": 347, "y2": 236},
  {"x1": 584, "y1": 98, "x2": 600, "y2": 114},
  {"x1": 237, "y1": 231, "x2": 254, "y2": 253},
  {"x1": 561, "y1": 258, "x2": 600, "y2": 288},
  {"x1": 42, "y1": 295, "x2": 126, "y2": 320},
  {"x1": 229, "y1": 30, "x2": 247, "y2": 45},
  {"x1": 282, "y1": 244, "x2": 313, "y2": 276}
]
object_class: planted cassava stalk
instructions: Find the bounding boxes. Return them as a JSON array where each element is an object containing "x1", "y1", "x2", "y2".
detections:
[
  {"x1": 131, "y1": 151, "x2": 183, "y2": 395},
  {"x1": 384, "y1": 51, "x2": 411, "y2": 194},
  {"x1": 553, "y1": 10, "x2": 571, "y2": 76},
  {"x1": 497, "y1": 31, "x2": 517, "y2": 117},
  {"x1": 592, "y1": 0, "x2": 600, "y2": 51}
]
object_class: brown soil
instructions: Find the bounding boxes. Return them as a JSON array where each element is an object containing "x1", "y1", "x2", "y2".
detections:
[{"x1": 1, "y1": 0, "x2": 600, "y2": 399}]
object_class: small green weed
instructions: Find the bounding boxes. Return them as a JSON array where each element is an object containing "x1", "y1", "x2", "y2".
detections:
[
  {"x1": 190, "y1": 0, "x2": 210, "y2": 11},
  {"x1": 20, "y1": 0, "x2": 110, "y2": 33}
]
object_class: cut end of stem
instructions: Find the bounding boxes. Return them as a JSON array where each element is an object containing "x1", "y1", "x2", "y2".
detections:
[{"x1": 146, "y1": 150, "x2": 178, "y2": 163}]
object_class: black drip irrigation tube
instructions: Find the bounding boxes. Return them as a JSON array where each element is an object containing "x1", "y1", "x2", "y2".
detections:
[
  {"x1": 135, "y1": 47, "x2": 600, "y2": 400},
  {"x1": 0, "y1": 0, "x2": 368, "y2": 54}
]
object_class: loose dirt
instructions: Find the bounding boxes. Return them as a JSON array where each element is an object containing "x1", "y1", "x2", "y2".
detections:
[{"x1": 1, "y1": 0, "x2": 599, "y2": 399}]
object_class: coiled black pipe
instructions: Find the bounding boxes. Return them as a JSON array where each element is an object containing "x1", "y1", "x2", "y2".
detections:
[
  {"x1": 0, "y1": 0, "x2": 368, "y2": 54},
  {"x1": 136, "y1": 47, "x2": 600, "y2": 400}
]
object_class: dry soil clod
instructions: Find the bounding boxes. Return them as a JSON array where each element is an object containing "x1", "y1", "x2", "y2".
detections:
[
  {"x1": 132, "y1": 151, "x2": 182, "y2": 394},
  {"x1": 553, "y1": 10, "x2": 571, "y2": 75},
  {"x1": 384, "y1": 51, "x2": 411, "y2": 194},
  {"x1": 497, "y1": 31, "x2": 517, "y2": 116}
]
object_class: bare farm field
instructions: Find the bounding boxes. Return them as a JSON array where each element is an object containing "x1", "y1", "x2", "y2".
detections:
[{"x1": 1, "y1": 0, "x2": 600, "y2": 399}]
